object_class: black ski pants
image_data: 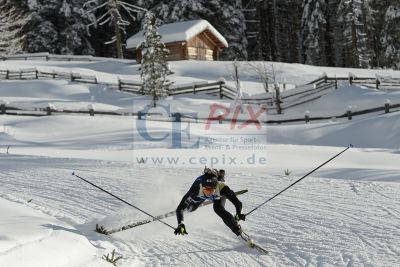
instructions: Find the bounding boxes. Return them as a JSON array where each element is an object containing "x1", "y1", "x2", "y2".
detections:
[{"x1": 213, "y1": 198, "x2": 240, "y2": 235}]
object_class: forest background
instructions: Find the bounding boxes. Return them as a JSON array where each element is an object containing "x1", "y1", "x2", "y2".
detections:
[{"x1": 1, "y1": 0, "x2": 399, "y2": 69}]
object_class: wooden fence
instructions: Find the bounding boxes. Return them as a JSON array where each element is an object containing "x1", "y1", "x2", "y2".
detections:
[
  {"x1": 1, "y1": 100, "x2": 399, "y2": 125},
  {"x1": 274, "y1": 73, "x2": 400, "y2": 111},
  {"x1": 0, "y1": 52, "x2": 132, "y2": 63},
  {"x1": 0, "y1": 68, "x2": 239, "y2": 100}
]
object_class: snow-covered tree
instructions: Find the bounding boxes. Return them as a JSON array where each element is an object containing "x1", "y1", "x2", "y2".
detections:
[
  {"x1": 85, "y1": 0, "x2": 146, "y2": 58},
  {"x1": 336, "y1": 0, "x2": 370, "y2": 68},
  {"x1": 380, "y1": 1, "x2": 400, "y2": 69},
  {"x1": 255, "y1": 0, "x2": 301, "y2": 63},
  {"x1": 139, "y1": 12, "x2": 173, "y2": 107},
  {"x1": 218, "y1": 0, "x2": 248, "y2": 60},
  {"x1": 0, "y1": 1, "x2": 30, "y2": 54},
  {"x1": 22, "y1": 0, "x2": 95, "y2": 54},
  {"x1": 301, "y1": 0, "x2": 329, "y2": 65},
  {"x1": 365, "y1": 0, "x2": 388, "y2": 68},
  {"x1": 254, "y1": 0, "x2": 277, "y2": 61},
  {"x1": 58, "y1": 0, "x2": 94, "y2": 55}
]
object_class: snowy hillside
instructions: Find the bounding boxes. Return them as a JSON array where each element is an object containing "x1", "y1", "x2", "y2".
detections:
[{"x1": 0, "y1": 59, "x2": 399, "y2": 266}]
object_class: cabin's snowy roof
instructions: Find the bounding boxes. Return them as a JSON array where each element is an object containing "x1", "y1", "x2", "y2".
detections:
[{"x1": 126, "y1": 20, "x2": 228, "y2": 49}]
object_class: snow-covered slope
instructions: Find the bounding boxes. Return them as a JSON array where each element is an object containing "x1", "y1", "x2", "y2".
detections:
[
  {"x1": 0, "y1": 197, "x2": 111, "y2": 267},
  {"x1": 0, "y1": 153, "x2": 399, "y2": 266}
]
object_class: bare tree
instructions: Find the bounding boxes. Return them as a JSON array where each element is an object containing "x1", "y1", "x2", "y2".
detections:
[
  {"x1": 231, "y1": 60, "x2": 241, "y2": 98},
  {"x1": 247, "y1": 62, "x2": 282, "y2": 114},
  {"x1": 84, "y1": 0, "x2": 146, "y2": 58}
]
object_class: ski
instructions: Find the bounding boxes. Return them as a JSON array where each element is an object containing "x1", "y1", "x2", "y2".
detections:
[
  {"x1": 239, "y1": 230, "x2": 269, "y2": 255},
  {"x1": 96, "y1": 189, "x2": 248, "y2": 235}
]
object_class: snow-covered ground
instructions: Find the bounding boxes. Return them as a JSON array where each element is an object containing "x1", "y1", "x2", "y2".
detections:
[
  {"x1": 2, "y1": 59, "x2": 400, "y2": 96},
  {"x1": 0, "y1": 59, "x2": 399, "y2": 266}
]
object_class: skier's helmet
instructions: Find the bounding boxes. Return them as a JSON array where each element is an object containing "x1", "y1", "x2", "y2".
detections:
[
  {"x1": 202, "y1": 175, "x2": 218, "y2": 197},
  {"x1": 201, "y1": 176, "x2": 218, "y2": 189}
]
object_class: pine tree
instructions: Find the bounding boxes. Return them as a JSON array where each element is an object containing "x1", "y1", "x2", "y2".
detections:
[
  {"x1": 140, "y1": 12, "x2": 173, "y2": 107},
  {"x1": 336, "y1": 0, "x2": 370, "y2": 68},
  {"x1": 325, "y1": 0, "x2": 338, "y2": 66},
  {"x1": 255, "y1": 0, "x2": 301, "y2": 63},
  {"x1": 301, "y1": 0, "x2": 329, "y2": 66},
  {"x1": 0, "y1": 1, "x2": 30, "y2": 54},
  {"x1": 20, "y1": 0, "x2": 95, "y2": 54},
  {"x1": 286, "y1": 0, "x2": 302, "y2": 63},
  {"x1": 380, "y1": 1, "x2": 400, "y2": 69},
  {"x1": 58, "y1": 0, "x2": 94, "y2": 55},
  {"x1": 218, "y1": 0, "x2": 248, "y2": 60},
  {"x1": 242, "y1": 0, "x2": 258, "y2": 60},
  {"x1": 25, "y1": 0, "x2": 60, "y2": 53},
  {"x1": 366, "y1": 0, "x2": 389, "y2": 68},
  {"x1": 255, "y1": 0, "x2": 278, "y2": 61}
]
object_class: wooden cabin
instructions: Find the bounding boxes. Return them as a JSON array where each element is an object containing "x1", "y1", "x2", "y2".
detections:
[{"x1": 126, "y1": 20, "x2": 228, "y2": 63}]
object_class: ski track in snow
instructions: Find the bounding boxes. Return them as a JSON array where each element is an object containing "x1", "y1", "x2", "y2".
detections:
[{"x1": 0, "y1": 155, "x2": 399, "y2": 266}]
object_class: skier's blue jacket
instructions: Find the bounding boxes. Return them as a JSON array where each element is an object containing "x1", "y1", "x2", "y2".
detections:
[{"x1": 176, "y1": 174, "x2": 242, "y2": 224}]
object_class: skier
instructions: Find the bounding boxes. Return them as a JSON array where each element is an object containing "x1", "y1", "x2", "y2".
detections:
[{"x1": 174, "y1": 168, "x2": 246, "y2": 236}]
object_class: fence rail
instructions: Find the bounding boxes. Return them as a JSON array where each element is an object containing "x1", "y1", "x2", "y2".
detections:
[
  {"x1": 0, "y1": 68, "x2": 239, "y2": 100},
  {"x1": 0, "y1": 52, "x2": 132, "y2": 63},
  {"x1": 1, "y1": 101, "x2": 399, "y2": 125}
]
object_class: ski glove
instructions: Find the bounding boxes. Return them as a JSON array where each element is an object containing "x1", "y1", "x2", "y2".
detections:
[
  {"x1": 235, "y1": 213, "x2": 246, "y2": 221},
  {"x1": 174, "y1": 223, "x2": 188, "y2": 235}
]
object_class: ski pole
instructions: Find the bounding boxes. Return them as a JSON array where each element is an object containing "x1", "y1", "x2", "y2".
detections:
[
  {"x1": 245, "y1": 144, "x2": 353, "y2": 217},
  {"x1": 72, "y1": 172, "x2": 175, "y2": 230}
]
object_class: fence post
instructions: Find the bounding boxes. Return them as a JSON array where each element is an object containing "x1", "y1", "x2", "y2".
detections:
[
  {"x1": 335, "y1": 76, "x2": 338, "y2": 89},
  {"x1": 385, "y1": 99, "x2": 391, "y2": 113},
  {"x1": 118, "y1": 77, "x2": 122, "y2": 90},
  {"x1": 376, "y1": 78, "x2": 380, "y2": 89},
  {"x1": 349, "y1": 76, "x2": 353, "y2": 85},
  {"x1": 219, "y1": 82, "x2": 223, "y2": 99},
  {"x1": 275, "y1": 84, "x2": 282, "y2": 115},
  {"x1": 347, "y1": 106, "x2": 352, "y2": 120},
  {"x1": 35, "y1": 69, "x2": 38, "y2": 79},
  {"x1": 137, "y1": 111, "x2": 142, "y2": 120},
  {"x1": 46, "y1": 106, "x2": 52, "y2": 115},
  {"x1": 218, "y1": 115, "x2": 223, "y2": 124},
  {"x1": 304, "y1": 111, "x2": 310, "y2": 123},
  {"x1": 192, "y1": 83, "x2": 196, "y2": 94},
  {"x1": 88, "y1": 104, "x2": 95, "y2": 116},
  {"x1": 5, "y1": 70, "x2": 9, "y2": 79},
  {"x1": 0, "y1": 104, "x2": 5, "y2": 114},
  {"x1": 173, "y1": 112, "x2": 181, "y2": 122}
]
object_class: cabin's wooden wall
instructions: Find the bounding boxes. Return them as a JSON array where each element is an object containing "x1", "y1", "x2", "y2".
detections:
[
  {"x1": 166, "y1": 42, "x2": 185, "y2": 61},
  {"x1": 186, "y1": 33, "x2": 217, "y2": 61},
  {"x1": 134, "y1": 31, "x2": 222, "y2": 62}
]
